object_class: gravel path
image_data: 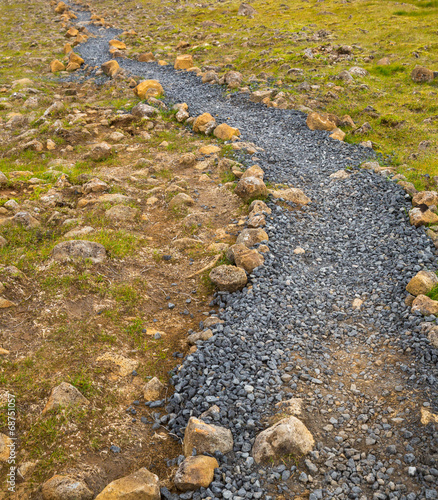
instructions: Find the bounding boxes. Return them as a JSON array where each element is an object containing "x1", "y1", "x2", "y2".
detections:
[{"x1": 69, "y1": 4, "x2": 438, "y2": 498}]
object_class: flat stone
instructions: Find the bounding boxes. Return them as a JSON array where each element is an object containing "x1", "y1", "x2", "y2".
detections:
[
  {"x1": 43, "y1": 382, "x2": 89, "y2": 414},
  {"x1": 42, "y1": 475, "x2": 93, "y2": 500},
  {"x1": 95, "y1": 468, "x2": 160, "y2": 500},
  {"x1": 52, "y1": 240, "x2": 106, "y2": 263},
  {"x1": 209, "y1": 265, "x2": 247, "y2": 292}
]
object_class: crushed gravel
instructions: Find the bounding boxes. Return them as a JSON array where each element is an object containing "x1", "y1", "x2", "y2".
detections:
[{"x1": 67, "y1": 4, "x2": 438, "y2": 498}]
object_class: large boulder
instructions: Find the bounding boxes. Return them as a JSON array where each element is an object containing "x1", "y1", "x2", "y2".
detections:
[
  {"x1": 42, "y1": 475, "x2": 93, "y2": 500},
  {"x1": 183, "y1": 417, "x2": 233, "y2": 456},
  {"x1": 95, "y1": 468, "x2": 160, "y2": 500},
  {"x1": 236, "y1": 228, "x2": 269, "y2": 248},
  {"x1": 43, "y1": 382, "x2": 89, "y2": 414},
  {"x1": 252, "y1": 416, "x2": 314, "y2": 463},
  {"x1": 52, "y1": 240, "x2": 107, "y2": 263},
  {"x1": 209, "y1": 265, "x2": 247, "y2": 292},
  {"x1": 235, "y1": 176, "x2": 268, "y2": 202},
  {"x1": 134, "y1": 80, "x2": 163, "y2": 99},
  {"x1": 406, "y1": 270, "x2": 438, "y2": 296},
  {"x1": 411, "y1": 294, "x2": 438, "y2": 316},
  {"x1": 174, "y1": 456, "x2": 218, "y2": 491},
  {"x1": 411, "y1": 65, "x2": 435, "y2": 83}
]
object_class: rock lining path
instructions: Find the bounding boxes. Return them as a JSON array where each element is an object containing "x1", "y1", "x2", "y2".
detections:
[{"x1": 65, "y1": 2, "x2": 438, "y2": 498}]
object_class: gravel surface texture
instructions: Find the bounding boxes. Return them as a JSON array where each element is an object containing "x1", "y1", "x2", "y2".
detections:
[{"x1": 68, "y1": 4, "x2": 438, "y2": 498}]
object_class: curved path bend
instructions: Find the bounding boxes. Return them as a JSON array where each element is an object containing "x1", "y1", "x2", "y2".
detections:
[{"x1": 67, "y1": 3, "x2": 438, "y2": 499}]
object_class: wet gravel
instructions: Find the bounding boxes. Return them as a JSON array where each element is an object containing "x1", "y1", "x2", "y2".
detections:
[{"x1": 69, "y1": 4, "x2": 438, "y2": 498}]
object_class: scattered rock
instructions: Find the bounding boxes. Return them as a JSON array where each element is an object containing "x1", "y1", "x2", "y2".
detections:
[
  {"x1": 0, "y1": 433, "x2": 13, "y2": 462},
  {"x1": 43, "y1": 382, "x2": 89, "y2": 414},
  {"x1": 0, "y1": 298, "x2": 16, "y2": 308},
  {"x1": 411, "y1": 65, "x2": 435, "y2": 83},
  {"x1": 131, "y1": 102, "x2": 158, "y2": 118},
  {"x1": 406, "y1": 270, "x2": 438, "y2": 296},
  {"x1": 411, "y1": 294, "x2": 438, "y2": 316},
  {"x1": 138, "y1": 52, "x2": 156, "y2": 62},
  {"x1": 193, "y1": 113, "x2": 216, "y2": 134},
  {"x1": 329, "y1": 128, "x2": 346, "y2": 141},
  {"x1": 209, "y1": 265, "x2": 248, "y2": 292},
  {"x1": 174, "y1": 455, "x2": 219, "y2": 492},
  {"x1": 89, "y1": 142, "x2": 112, "y2": 161},
  {"x1": 143, "y1": 377, "x2": 165, "y2": 401},
  {"x1": 330, "y1": 169, "x2": 350, "y2": 180},
  {"x1": 187, "y1": 329, "x2": 213, "y2": 345},
  {"x1": 275, "y1": 398, "x2": 303, "y2": 416},
  {"x1": 235, "y1": 176, "x2": 268, "y2": 202},
  {"x1": 412, "y1": 191, "x2": 438, "y2": 207},
  {"x1": 420, "y1": 407, "x2": 438, "y2": 425},
  {"x1": 224, "y1": 71, "x2": 243, "y2": 88},
  {"x1": 52, "y1": 240, "x2": 107, "y2": 263},
  {"x1": 238, "y1": 3, "x2": 258, "y2": 17},
  {"x1": 252, "y1": 416, "x2": 314, "y2": 463},
  {"x1": 241, "y1": 165, "x2": 264, "y2": 180},
  {"x1": 42, "y1": 475, "x2": 93, "y2": 500},
  {"x1": 101, "y1": 60, "x2": 120, "y2": 78},
  {"x1": 95, "y1": 468, "x2": 160, "y2": 500},
  {"x1": 213, "y1": 123, "x2": 240, "y2": 140},
  {"x1": 82, "y1": 178, "x2": 109, "y2": 194},
  {"x1": 349, "y1": 66, "x2": 369, "y2": 77},
  {"x1": 428, "y1": 326, "x2": 438, "y2": 348},
  {"x1": 227, "y1": 244, "x2": 264, "y2": 273},
  {"x1": 105, "y1": 204, "x2": 138, "y2": 222},
  {"x1": 409, "y1": 207, "x2": 438, "y2": 227},
  {"x1": 169, "y1": 193, "x2": 195, "y2": 210},
  {"x1": 175, "y1": 55, "x2": 193, "y2": 70},
  {"x1": 96, "y1": 353, "x2": 138, "y2": 376},
  {"x1": 134, "y1": 80, "x2": 164, "y2": 99},
  {"x1": 183, "y1": 417, "x2": 234, "y2": 456},
  {"x1": 109, "y1": 39, "x2": 126, "y2": 50},
  {"x1": 306, "y1": 112, "x2": 337, "y2": 131},
  {"x1": 249, "y1": 199, "x2": 271, "y2": 215},
  {"x1": 270, "y1": 188, "x2": 311, "y2": 205},
  {"x1": 12, "y1": 211, "x2": 40, "y2": 229},
  {"x1": 50, "y1": 60, "x2": 65, "y2": 72},
  {"x1": 236, "y1": 228, "x2": 269, "y2": 248}
]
